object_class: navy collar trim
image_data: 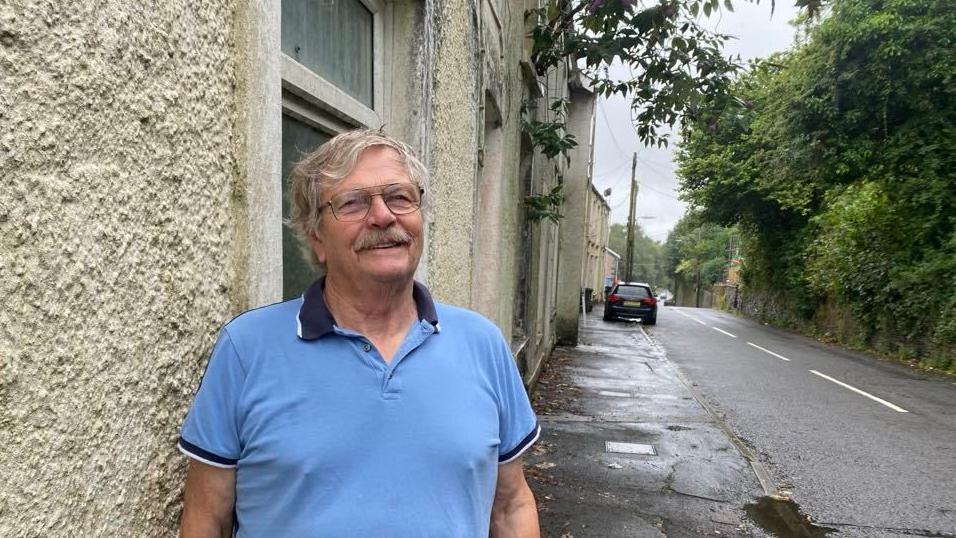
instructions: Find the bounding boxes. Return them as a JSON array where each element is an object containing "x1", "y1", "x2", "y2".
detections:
[{"x1": 296, "y1": 277, "x2": 440, "y2": 340}]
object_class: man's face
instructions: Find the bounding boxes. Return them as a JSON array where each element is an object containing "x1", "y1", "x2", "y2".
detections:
[{"x1": 310, "y1": 146, "x2": 424, "y2": 286}]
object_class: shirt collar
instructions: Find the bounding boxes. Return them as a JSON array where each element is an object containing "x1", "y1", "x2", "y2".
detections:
[{"x1": 297, "y1": 277, "x2": 440, "y2": 340}]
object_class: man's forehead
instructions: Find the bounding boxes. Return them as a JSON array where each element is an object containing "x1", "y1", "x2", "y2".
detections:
[
  {"x1": 322, "y1": 152, "x2": 410, "y2": 201},
  {"x1": 349, "y1": 148, "x2": 407, "y2": 176}
]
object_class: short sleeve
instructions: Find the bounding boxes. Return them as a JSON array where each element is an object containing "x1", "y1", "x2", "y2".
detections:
[
  {"x1": 177, "y1": 329, "x2": 246, "y2": 468},
  {"x1": 493, "y1": 337, "x2": 540, "y2": 463}
]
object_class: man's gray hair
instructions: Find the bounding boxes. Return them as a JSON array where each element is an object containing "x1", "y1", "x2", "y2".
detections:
[{"x1": 288, "y1": 128, "x2": 431, "y2": 269}]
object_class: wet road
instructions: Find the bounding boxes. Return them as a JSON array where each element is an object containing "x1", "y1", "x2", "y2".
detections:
[{"x1": 648, "y1": 306, "x2": 956, "y2": 537}]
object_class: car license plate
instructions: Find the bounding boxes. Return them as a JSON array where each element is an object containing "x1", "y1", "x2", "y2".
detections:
[{"x1": 623, "y1": 300, "x2": 640, "y2": 306}]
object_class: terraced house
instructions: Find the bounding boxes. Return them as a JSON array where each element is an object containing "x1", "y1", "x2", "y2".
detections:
[{"x1": 0, "y1": 0, "x2": 602, "y2": 534}]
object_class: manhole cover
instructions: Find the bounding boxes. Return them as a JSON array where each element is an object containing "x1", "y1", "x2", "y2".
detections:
[
  {"x1": 605, "y1": 441, "x2": 656, "y2": 455},
  {"x1": 598, "y1": 390, "x2": 632, "y2": 398}
]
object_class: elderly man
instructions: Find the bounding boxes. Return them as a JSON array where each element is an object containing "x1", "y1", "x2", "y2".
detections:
[{"x1": 177, "y1": 129, "x2": 541, "y2": 537}]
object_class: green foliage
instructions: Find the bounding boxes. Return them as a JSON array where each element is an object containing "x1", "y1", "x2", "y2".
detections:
[
  {"x1": 520, "y1": 0, "x2": 817, "y2": 228},
  {"x1": 526, "y1": 0, "x2": 748, "y2": 147},
  {"x1": 607, "y1": 222, "x2": 667, "y2": 286},
  {"x1": 525, "y1": 184, "x2": 565, "y2": 224},
  {"x1": 521, "y1": 99, "x2": 578, "y2": 163},
  {"x1": 521, "y1": 0, "x2": 800, "y2": 223},
  {"x1": 664, "y1": 213, "x2": 738, "y2": 287},
  {"x1": 676, "y1": 0, "x2": 956, "y2": 369}
]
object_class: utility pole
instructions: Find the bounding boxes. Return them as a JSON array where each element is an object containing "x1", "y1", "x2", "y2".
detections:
[{"x1": 624, "y1": 152, "x2": 638, "y2": 282}]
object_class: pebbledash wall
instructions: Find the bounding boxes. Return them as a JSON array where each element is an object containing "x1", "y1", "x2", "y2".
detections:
[
  {"x1": 0, "y1": 1, "x2": 246, "y2": 534},
  {"x1": 0, "y1": 0, "x2": 594, "y2": 535}
]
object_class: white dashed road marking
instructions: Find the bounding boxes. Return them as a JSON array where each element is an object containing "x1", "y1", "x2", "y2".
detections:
[
  {"x1": 712, "y1": 327, "x2": 738, "y2": 338},
  {"x1": 809, "y1": 370, "x2": 909, "y2": 413},
  {"x1": 747, "y1": 342, "x2": 791, "y2": 362},
  {"x1": 675, "y1": 310, "x2": 707, "y2": 325}
]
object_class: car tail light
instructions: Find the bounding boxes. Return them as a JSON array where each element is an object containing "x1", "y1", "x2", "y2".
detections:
[
  {"x1": 643, "y1": 297, "x2": 657, "y2": 306},
  {"x1": 608, "y1": 294, "x2": 621, "y2": 303}
]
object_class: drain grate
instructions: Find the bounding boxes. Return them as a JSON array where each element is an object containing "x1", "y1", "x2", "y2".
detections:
[{"x1": 605, "y1": 441, "x2": 657, "y2": 455}]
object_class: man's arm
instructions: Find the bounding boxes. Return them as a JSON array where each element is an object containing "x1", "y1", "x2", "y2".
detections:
[
  {"x1": 180, "y1": 459, "x2": 236, "y2": 538},
  {"x1": 490, "y1": 458, "x2": 540, "y2": 538}
]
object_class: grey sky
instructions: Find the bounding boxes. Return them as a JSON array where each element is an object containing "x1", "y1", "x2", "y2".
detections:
[{"x1": 590, "y1": 1, "x2": 802, "y2": 243}]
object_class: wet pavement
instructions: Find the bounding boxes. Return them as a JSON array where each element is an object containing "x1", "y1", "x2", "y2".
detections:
[{"x1": 525, "y1": 315, "x2": 772, "y2": 537}]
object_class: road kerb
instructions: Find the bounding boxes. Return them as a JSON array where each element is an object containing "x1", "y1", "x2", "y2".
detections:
[{"x1": 670, "y1": 363, "x2": 783, "y2": 499}]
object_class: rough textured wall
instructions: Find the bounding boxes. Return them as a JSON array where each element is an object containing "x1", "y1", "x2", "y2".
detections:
[
  {"x1": 424, "y1": 0, "x2": 479, "y2": 304},
  {"x1": 470, "y1": 0, "x2": 525, "y2": 339},
  {"x1": 554, "y1": 83, "x2": 595, "y2": 345},
  {"x1": 0, "y1": 2, "x2": 241, "y2": 535}
]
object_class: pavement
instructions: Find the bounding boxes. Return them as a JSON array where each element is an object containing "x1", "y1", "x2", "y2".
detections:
[{"x1": 524, "y1": 313, "x2": 773, "y2": 537}]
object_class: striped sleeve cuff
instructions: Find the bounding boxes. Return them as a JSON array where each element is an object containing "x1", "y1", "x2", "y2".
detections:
[
  {"x1": 498, "y1": 423, "x2": 541, "y2": 464},
  {"x1": 177, "y1": 437, "x2": 238, "y2": 469}
]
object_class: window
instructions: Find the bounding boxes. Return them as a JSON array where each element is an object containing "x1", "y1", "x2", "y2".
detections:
[
  {"x1": 280, "y1": 0, "x2": 383, "y2": 130},
  {"x1": 279, "y1": 0, "x2": 387, "y2": 299},
  {"x1": 616, "y1": 285, "x2": 652, "y2": 299},
  {"x1": 281, "y1": 115, "x2": 329, "y2": 300},
  {"x1": 281, "y1": 0, "x2": 374, "y2": 107}
]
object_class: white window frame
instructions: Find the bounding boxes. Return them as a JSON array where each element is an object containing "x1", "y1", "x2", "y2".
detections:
[{"x1": 280, "y1": 0, "x2": 388, "y2": 132}]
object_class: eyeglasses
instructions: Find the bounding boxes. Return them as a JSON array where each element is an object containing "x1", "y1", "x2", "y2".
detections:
[{"x1": 322, "y1": 182, "x2": 424, "y2": 222}]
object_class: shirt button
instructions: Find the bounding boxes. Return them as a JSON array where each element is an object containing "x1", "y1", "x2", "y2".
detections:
[{"x1": 363, "y1": 343, "x2": 371, "y2": 352}]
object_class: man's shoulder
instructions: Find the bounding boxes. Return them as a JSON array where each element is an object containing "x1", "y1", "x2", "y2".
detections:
[
  {"x1": 434, "y1": 302, "x2": 502, "y2": 338},
  {"x1": 222, "y1": 297, "x2": 303, "y2": 340}
]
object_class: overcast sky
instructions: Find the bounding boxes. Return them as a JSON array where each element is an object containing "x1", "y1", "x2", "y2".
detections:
[{"x1": 591, "y1": 1, "x2": 803, "y2": 243}]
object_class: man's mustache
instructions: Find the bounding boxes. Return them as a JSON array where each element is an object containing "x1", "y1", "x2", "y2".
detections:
[{"x1": 353, "y1": 227, "x2": 413, "y2": 251}]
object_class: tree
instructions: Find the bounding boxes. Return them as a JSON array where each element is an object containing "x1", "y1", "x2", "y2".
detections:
[
  {"x1": 676, "y1": 0, "x2": 956, "y2": 368},
  {"x1": 664, "y1": 213, "x2": 737, "y2": 288}
]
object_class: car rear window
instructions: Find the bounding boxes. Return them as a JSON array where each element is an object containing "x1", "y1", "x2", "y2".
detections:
[{"x1": 615, "y1": 285, "x2": 651, "y2": 299}]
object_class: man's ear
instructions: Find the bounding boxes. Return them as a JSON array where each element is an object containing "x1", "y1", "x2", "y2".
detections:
[{"x1": 309, "y1": 233, "x2": 327, "y2": 265}]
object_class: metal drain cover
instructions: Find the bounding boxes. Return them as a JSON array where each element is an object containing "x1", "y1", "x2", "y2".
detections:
[{"x1": 606, "y1": 441, "x2": 657, "y2": 455}]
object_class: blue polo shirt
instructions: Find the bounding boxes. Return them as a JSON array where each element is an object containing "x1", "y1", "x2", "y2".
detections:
[{"x1": 178, "y1": 279, "x2": 539, "y2": 537}]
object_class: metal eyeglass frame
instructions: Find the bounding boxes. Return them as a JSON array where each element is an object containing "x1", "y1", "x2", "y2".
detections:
[{"x1": 319, "y1": 182, "x2": 425, "y2": 222}]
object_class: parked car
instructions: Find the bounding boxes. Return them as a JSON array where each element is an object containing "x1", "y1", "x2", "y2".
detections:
[{"x1": 603, "y1": 282, "x2": 657, "y2": 324}]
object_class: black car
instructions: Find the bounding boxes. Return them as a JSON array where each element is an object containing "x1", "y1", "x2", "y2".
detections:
[{"x1": 603, "y1": 282, "x2": 657, "y2": 324}]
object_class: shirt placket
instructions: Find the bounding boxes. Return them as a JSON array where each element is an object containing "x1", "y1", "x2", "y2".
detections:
[{"x1": 381, "y1": 321, "x2": 436, "y2": 398}]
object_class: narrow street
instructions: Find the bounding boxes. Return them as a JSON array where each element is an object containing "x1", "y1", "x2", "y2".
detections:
[
  {"x1": 527, "y1": 307, "x2": 956, "y2": 537},
  {"x1": 650, "y1": 306, "x2": 956, "y2": 537}
]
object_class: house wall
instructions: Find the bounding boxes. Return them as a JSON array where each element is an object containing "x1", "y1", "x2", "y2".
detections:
[
  {"x1": 515, "y1": 60, "x2": 569, "y2": 385},
  {"x1": 554, "y1": 76, "x2": 596, "y2": 345},
  {"x1": 584, "y1": 184, "x2": 611, "y2": 300},
  {"x1": 0, "y1": 1, "x2": 245, "y2": 534},
  {"x1": 604, "y1": 248, "x2": 621, "y2": 286}
]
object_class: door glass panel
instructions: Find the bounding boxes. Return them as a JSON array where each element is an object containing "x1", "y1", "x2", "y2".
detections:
[
  {"x1": 282, "y1": 0, "x2": 374, "y2": 107},
  {"x1": 281, "y1": 114, "x2": 330, "y2": 300}
]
